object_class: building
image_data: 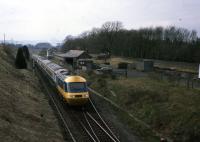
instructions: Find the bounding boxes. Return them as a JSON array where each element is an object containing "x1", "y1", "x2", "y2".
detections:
[
  {"x1": 55, "y1": 50, "x2": 92, "y2": 69},
  {"x1": 136, "y1": 59, "x2": 154, "y2": 72}
]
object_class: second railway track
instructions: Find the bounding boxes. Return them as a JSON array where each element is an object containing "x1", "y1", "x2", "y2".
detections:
[{"x1": 35, "y1": 66, "x2": 120, "y2": 142}]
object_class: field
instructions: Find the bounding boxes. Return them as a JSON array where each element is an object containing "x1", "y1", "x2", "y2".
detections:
[
  {"x1": 94, "y1": 56, "x2": 199, "y2": 73},
  {"x1": 0, "y1": 46, "x2": 64, "y2": 142}
]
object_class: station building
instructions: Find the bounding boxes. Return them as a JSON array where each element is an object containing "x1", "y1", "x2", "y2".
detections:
[{"x1": 54, "y1": 50, "x2": 92, "y2": 70}]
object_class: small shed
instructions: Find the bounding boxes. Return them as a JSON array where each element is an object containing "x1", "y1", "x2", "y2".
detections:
[
  {"x1": 143, "y1": 59, "x2": 154, "y2": 71},
  {"x1": 55, "y1": 50, "x2": 91, "y2": 68},
  {"x1": 136, "y1": 59, "x2": 154, "y2": 72}
]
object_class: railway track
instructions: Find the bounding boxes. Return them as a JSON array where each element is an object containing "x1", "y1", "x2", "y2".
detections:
[
  {"x1": 35, "y1": 66, "x2": 120, "y2": 142},
  {"x1": 86, "y1": 99, "x2": 120, "y2": 142},
  {"x1": 36, "y1": 66, "x2": 76, "y2": 142},
  {"x1": 66, "y1": 99, "x2": 120, "y2": 142}
]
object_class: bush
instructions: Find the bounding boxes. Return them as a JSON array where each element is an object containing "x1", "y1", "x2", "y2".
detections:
[
  {"x1": 111, "y1": 73, "x2": 117, "y2": 80},
  {"x1": 97, "y1": 78, "x2": 107, "y2": 88},
  {"x1": 22, "y1": 46, "x2": 30, "y2": 60},
  {"x1": 15, "y1": 48, "x2": 27, "y2": 69},
  {"x1": 118, "y1": 62, "x2": 128, "y2": 69},
  {"x1": 104, "y1": 62, "x2": 110, "y2": 65}
]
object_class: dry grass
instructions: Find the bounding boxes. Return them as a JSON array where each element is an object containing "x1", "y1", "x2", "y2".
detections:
[
  {"x1": 153, "y1": 60, "x2": 198, "y2": 73},
  {"x1": 94, "y1": 56, "x2": 135, "y2": 68},
  {"x1": 0, "y1": 46, "x2": 64, "y2": 142},
  {"x1": 86, "y1": 71, "x2": 200, "y2": 141},
  {"x1": 109, "y1": 77, "x2": 200, "y2": 141}
]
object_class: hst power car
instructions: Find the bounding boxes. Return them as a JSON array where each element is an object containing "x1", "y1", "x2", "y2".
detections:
[{"x1": 32, "y1": 55, "x2": 89, "y2": 105}]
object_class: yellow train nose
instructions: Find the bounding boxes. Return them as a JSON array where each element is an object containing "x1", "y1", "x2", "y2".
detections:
[
  {"x1": 66, "y1": 98, "x2": 89, "y2": 106},
  {"x1": 67, "y1": 94, "x2": 89, "y2": 98}
]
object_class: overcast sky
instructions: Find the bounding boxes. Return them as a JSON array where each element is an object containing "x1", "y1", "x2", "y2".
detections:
[{"x1": 0, "y1": 0, "x2": 199, "y2": 45}]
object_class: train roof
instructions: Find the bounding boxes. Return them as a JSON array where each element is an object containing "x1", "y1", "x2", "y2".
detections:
[
  {"x1": 57, "y1": 74, "x2": 86, "y2": 83},
  {"x1": 55, "y1": 68, "x2": 69, "y2": 74},
  {"x1": 47, "y1": 63, "x2": 62, "y2": 71},
  {"x1": 32, "y1": 54, "x2": 85, "y2": 83},
  {"x1": 64, "y1": 76, "x2": 86, "y2": 82},
  {"x1": 41, "y1": 60, "x2": 51, "y2": 64}
]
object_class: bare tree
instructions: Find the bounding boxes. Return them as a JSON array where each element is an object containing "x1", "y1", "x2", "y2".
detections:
[{"x1": 100, "y1": 21, "x2": 123, "y2": 56}]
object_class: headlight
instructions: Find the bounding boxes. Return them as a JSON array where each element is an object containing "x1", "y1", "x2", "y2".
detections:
[
  {"x1": 69, "y1": 95, "x2": 75, "y2": 98},
  {"x1": 84, "y1": 94, "x2": 89, "y2": 97}
]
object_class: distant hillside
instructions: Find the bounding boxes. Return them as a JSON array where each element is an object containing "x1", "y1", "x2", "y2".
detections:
[
  {"x1": 0, "y1": 46, "x2": 64, "y2": 142},
  {"x1": 35, "y1": 42, "x2": 53, "y2": 48}
]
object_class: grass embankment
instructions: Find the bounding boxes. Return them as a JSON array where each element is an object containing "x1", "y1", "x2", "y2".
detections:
[
  {"x1": 0, "y1": 46, "x2": 64, "y2": 142},
  {"x1": 84, "y1": 72, "x2": 200, "y2": 142}
]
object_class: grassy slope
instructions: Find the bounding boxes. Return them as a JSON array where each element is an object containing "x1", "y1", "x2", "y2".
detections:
[
  {"x1": 0, "y1": 46, "x2": 64, "y2": 142},
  {"x1": 86, "y1": 72, "x2": 200, "y2": 142}
]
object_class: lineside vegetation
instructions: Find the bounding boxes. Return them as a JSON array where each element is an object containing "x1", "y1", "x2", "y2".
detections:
[{"x1": 82, "y1": 72, "x2": 200, "y2": 142}]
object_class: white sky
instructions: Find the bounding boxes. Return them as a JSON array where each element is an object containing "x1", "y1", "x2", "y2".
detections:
[{"x1": 0, "y1": 0, "x2": 200, "y2": 45}]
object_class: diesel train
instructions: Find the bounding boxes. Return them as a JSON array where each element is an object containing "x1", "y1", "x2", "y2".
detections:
[{"x1": 32, "y1": 55, "x2": 89, "y2": 105}]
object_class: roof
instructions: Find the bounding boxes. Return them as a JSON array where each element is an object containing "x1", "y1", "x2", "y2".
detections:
[
  {"x1": 64, "y1": 76, "x2": 86, "y2": 82},
  {"x1": 47, "y1": 63, "x2": 62, "y2": 71},
  {"x1": 55, "y1": 50, "x2": 85, "y2": 58}
]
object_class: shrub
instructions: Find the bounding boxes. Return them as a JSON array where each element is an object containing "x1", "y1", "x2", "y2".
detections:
[
  {"x1": 111, "y1": 73, "x2": 117, "y2": 80},
  {"x1": 15, "y1": 48, "x2": 27, "y2": 69},
  {"x1": 97, "y1": 78, "x2": 107, "y2": 88},
  {"x1": 118, "y1": 62, "x2": 128, "y2": 69},
  {"x1": 22, "y1": 46, "x2": 30, "y2": 60},
  {"x1": 104, "y1": 62, "x2": 110, "y2": 65}
]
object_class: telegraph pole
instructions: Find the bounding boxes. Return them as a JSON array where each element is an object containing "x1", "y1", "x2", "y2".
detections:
[
  {"x1": 3, "y1": 33, "x2": 5, "y2": 47},
  {"x1": 198, "y1": 64, "x2": 200, "y2": 79}
]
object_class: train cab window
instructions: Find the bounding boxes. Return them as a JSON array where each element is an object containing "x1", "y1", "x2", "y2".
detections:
[
  {"x1": 57, "y1": 78, "x2": 64, "y2": 89},
  {"x1": 64, "y1": 83, "x2": 68, "y2": 92},
  {"x1": 67, "y1": 82, "x2": 87, "y2": 93}
]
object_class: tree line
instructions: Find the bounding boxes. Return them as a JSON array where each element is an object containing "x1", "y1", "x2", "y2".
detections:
[{"x1": 62, "y1": 21, "x2": 200, "y2": 63}]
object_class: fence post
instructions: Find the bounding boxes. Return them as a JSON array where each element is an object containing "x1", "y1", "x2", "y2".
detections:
[
  {"x1": 191, "y1": 78, "x2": 194, "y2": 89},
  {"x1": 125, "y1": 69, "x2": 127, "y2": 78}
]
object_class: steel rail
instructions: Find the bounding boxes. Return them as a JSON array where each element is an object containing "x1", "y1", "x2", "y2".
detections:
[
  {"x1": 83, "y1": 112, "x2": 101, "y2": 142},
  {"x1": 79, "y1": 120, "x2": 97, "y2": 142},
  {"x1": 86, "y1": 112, "x2": 117, "y2": 142},
  {"x1": 89, "y1": 98, "x2": 120, "y2": 142},
  {"x1": 68, "y1": 107, "x2": 97, "y2": 142}
]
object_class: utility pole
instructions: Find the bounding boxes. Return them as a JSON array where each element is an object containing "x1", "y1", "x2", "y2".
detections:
[
  {"x1": 198, "y1": 64, "x2": 200, "y2": 79},
  {"x1": 3, "y1": 33, "x2": 5, "y2": 46},
  {"x1": 47, "y1": 48, "x2": 51, "y2": 59}
]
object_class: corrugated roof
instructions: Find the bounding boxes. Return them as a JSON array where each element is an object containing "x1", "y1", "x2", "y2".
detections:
[{"x1": 55, "y1": 50, "x2": 85, "y2": 58}]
